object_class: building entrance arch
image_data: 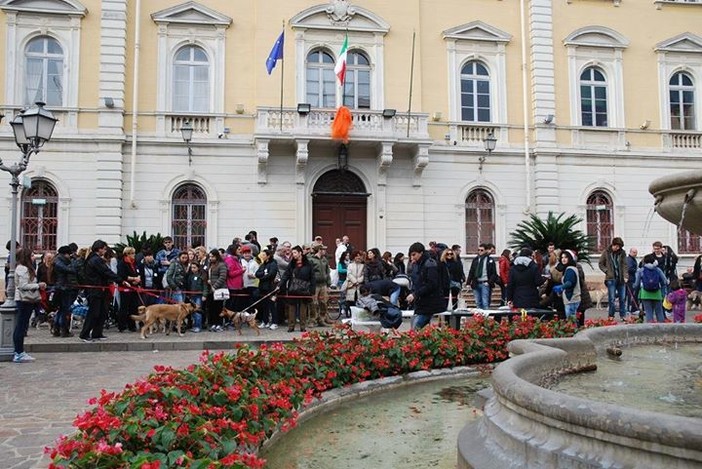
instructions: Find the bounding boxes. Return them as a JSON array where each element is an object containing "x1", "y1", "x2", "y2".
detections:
[{"x1": 312, "y1": 170, "x2": 368, "y2": 260}]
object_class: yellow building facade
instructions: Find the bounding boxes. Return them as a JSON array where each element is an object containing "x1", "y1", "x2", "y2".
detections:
[{"x1": 0, "y1": 0, "x2": 701, "y2": 259}]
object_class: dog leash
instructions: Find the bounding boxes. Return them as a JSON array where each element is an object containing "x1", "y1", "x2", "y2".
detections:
[{"x1": 228, "y1": 287, "x2": 280, "y2": 315}]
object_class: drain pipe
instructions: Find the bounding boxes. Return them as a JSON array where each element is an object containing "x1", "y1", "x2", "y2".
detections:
[
  {"x1": 520, "y1": 0, "x2": 532, "y2": 213},
  {"x1": 129, "y1": 0, "x2": 142, "y2": 208}
]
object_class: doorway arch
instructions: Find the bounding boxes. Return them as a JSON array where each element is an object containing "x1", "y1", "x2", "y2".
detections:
[{"x1": 312, "y1": 170, "x2": 368, "y2": 256}]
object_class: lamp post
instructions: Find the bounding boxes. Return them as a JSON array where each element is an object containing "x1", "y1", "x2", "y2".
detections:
[
  {"x1": 0, "y1": 102, "x2": 57, "y2": 361},
  {"x1": 180, "y1": 121, "x2": 193, "y2": 166},
  {"x1": 479, "y1": 131, "x2": 497, "y2": 172}
]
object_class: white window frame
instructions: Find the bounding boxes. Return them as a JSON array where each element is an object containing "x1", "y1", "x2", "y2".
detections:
[
  {"x1": 459, "y1": 60, "x2": 492, "y2": 123},
  {"x1": 655, "y1": 33, "x2": 702, "y2": 132},
  {"x1": 565, "y1": 26, "x2": 629, "y2": 129},
  {"x1": 443, "y1": 21, "x2": 511, "y2": 125},
  {"x1": 343, "y1": 49, "x2": 372, "y2": 109},
  {"x1": 305, "y1": 48, "x2": 336, "y2": 108},
  {"x1": 1, "y1": 0, "x2": 86, "y2": 127},
  {"x1": 24, "y1": 35, "x2": 65, "y2": 107},
  {"x1": 152, "y1": 2, "x2": 231, "y2": 134},
  {"x1": 290, "y1": 4, "x2": 389, "y2": 110},
  {"x1": 579, "y1": 66, "x2": 609, "y2": 127},
  {"x1": 669, "y1": 71, "x2": 696, "y2": 130},
  {"x1": 172, "y1": 44, "x2": 211, "y2": 113}
]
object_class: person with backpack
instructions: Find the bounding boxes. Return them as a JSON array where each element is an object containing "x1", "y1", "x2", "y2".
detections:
[
  {"x1": 633, "y1": 253, "x2": 668, "y2": 323},
  {"x1": 356, "y1": 284, "x2": 402, "y2": 331}
]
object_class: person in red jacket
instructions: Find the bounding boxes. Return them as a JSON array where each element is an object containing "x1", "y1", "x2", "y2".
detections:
[{"x1": 498, "y1": 249, "x2": 512, "y2": 306}]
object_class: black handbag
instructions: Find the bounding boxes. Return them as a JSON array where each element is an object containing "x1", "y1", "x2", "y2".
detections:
[{"x1": 288, "y1": 277, "x2": 312, "y2": 296}]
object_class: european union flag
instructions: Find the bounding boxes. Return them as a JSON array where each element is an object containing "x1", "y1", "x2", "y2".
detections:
[{"x1": 266, "y1": 31, "x2": 284, "y2": 75}]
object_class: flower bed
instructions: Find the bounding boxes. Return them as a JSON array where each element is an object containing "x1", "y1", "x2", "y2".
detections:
[{"x1": 47, "y1": 317, "x2": 578, "y2": 468}]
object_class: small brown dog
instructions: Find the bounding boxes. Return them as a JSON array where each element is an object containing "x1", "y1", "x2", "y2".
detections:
[
  {"x1": 130, "y1": 302, "x2": 196, "y2": 339},
  {"x1": 687, "y1": 290, "x2": 702, "y2": 311},
  {"x1": 220, "y1": 307, "x2": 260, "y2": 335},
  {"x1": 591, "y1": 288, "x2": 608, "y2": 309}
]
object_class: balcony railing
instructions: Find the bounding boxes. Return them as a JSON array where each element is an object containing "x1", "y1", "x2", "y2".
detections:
[
  {"x1": 167, "y1": 114, "x2": 212, "y2": 135},
  {"x1": 255, "y1": 107, "x2": 429, "y2": 140},
  {"x1": 448, "y1": 123, "x2": 501, "y2": 146},
  {"x1": 669, "y1": 131, "x2": 702, "y2": 149}
]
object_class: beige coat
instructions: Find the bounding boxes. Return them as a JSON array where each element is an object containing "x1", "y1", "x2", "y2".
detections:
[{"x1": 344, "y1": 261, "x2": 365, "y2": 302}]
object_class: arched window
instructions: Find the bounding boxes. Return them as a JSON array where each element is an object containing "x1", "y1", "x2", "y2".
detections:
[
  {"x1": 172, "y1": 184, "x2": 207, "y2": 249},
  {"x1": 342, "y1": 50, "x2": 371, "y2": 109},
  {"x1": 580, "y1": 67, "x2": 608, "y2": 127},
  {"x1": 465, "y1": 189, "x2": 495, "y2": 252},
  {"x1": 21, "y1": 180, "x2": 58, "y2": 252},
  {"x1": 586, "y1": 191, "x2": 613, "y2": 252},
  {"x1": 670, "y1": 71, "x2": 695, "y2": 131},
  {"x1": 460, "y1": 61, "x2": 491, "y2": 122},
  {"x1": 25, "y1": 36, "x2": 64, "y2": 106},
  {"x1": 173, "y1": 45, "x2": 210, "y2": 112},
  {"x1": 306, "y1": 49, "x2": 336, "y2": 108}
]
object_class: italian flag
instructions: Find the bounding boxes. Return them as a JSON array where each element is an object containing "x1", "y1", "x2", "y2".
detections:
[{"x1": 334, "y1": 34, "x2": 348, "y2": 85}]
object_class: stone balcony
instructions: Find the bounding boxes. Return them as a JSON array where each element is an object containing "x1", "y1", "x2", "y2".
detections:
[{"x1": 254, "y1": 107, "x2": 429, "y2": 142}]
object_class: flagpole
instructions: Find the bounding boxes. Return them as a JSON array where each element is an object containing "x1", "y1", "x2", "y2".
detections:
[
  {"x1": 407, "y1": 30, "x2": 416, "y2": 138},
  {"x1": 279, "y1": 20, "x2": 285, "y2": 131},
  {"x1": 341, "y1": 29, "x2": 348, "y2": 107}
]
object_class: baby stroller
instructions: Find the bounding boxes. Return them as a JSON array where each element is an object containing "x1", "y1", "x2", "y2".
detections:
[{"x1": 70, "y1": 293, "x2": 89, "y2": 331}]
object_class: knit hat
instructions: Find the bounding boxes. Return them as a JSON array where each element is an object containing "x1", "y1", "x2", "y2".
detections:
[
  {"x1": 240, "y1": 245, "x2": 252, "y2": 253},
  {"x1": 58, "y1": 245, "x2": 71, "y2": 255},
  {"x1": 564, "y1": 249, "x2": 577, "y2": 263}
]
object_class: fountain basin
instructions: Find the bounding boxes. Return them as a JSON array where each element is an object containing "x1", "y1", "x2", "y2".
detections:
[
  {"x1": 649, "y1": 170, "x2": 702, "y2": 233},
  {"x1": 458, "y1": 324, "x2": 702, "y2": 468}
]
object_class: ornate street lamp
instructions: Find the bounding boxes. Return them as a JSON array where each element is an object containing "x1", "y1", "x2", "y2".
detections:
[
  {"x1": 0, "y1": 102, "x2": 57, "y2": 361},
  {"x1": 479, "y1": 131, "x2": 497, "y2": 172},
  {"x1": 180, "y1": 121, "x2": 193, "y2": 166}
]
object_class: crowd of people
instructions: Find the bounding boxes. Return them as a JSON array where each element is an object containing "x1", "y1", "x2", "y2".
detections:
[{"x1": 6, "y1": 232, "x2": 695, "y2": 364}]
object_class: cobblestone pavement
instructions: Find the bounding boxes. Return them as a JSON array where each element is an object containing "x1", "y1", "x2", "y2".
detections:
[{"x1": 1, "y1": 350, "x2": 206, "y2": 469}]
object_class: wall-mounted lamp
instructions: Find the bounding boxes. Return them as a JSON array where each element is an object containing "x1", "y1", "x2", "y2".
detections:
[
  {"x1": 180, "y1": 120, "x2": 194, "y2": 166},
  {"x1": 382, "y1": 108, "x2": 396, "y2": 118},
  {"x1": 479, "y1": 131, "x2": 497, "y2": 172},
  {"x1": 543, "y1": 114, "x2": 554, "y2": 125},
  {"x1": 297, "y1": 103, "x2": 311, "y2": 115},
  {"x1": 432, "y1": 112, "x2": 442, "y2": 122},
  {"x1": 640, "y1": 120, "x2": 651, "y2": 130},
  {"x1": 338, "y1": 143, "x2": 348, "y2": 171},
  {"x1": 104, "y1": 97, "x2": 115, "y2": 108}
]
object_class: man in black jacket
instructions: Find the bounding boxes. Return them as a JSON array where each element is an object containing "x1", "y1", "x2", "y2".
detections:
[
  {"x1": 467, "y1": 243, "x2": 498, "y2": 309},
  {"x1": 53, "y1": 245, "x2": 78, "y2": 337},
  {"x1": 80, "y1": 240, "x2": 121, "y2": 342},
  {"x1": 407, "y1": 242, "x2": 446, "y2": 330}
]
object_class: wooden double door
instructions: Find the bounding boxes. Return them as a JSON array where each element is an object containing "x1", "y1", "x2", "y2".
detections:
[{"x1": 312, "y1": 195, "x2": 367, "y2": 261}]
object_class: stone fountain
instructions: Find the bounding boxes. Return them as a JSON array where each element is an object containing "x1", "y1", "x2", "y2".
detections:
[
  {"x1": 649, "y1": 170, "x2": 702, "y2": 233},
  {"x1": 457, "y1": 324, "x2": 702, "y2": 468}
]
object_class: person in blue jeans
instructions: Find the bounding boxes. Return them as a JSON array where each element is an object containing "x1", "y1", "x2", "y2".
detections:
[
  {"x1": 553, "y1": 250, "x2": 581, "y2": 319},
  {"x1": 468, "y1": 243, "x2": 497, "y2": 309},
  {"x1": 407, "y1": 242, "x2": 446, "y2": 330},
  {"x1": 186, "y1": 262, "x2": 207, "y2": 332},
  {"x1": 13, "y1": 248, "x2": 47, "y2": 362},
  {"x1": 598, "y1": 237, "x2": 628, "y2": 319}
]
